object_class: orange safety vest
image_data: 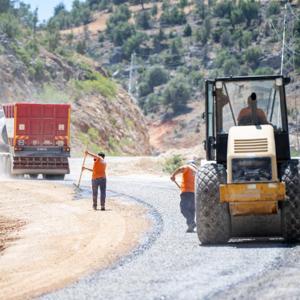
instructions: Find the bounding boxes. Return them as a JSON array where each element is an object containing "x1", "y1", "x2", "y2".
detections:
[
  {"x1": 92, "y1": 158, "x2": 106, "y2": 179},
  {"x1": 181, "y1": 166, "x2": 195, "y2": 193}
]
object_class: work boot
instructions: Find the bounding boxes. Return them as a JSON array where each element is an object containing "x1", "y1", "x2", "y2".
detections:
[
  {"x1": 186, "y1": 223, "x2": 196, "y2": 233},
  {"x1": 93, "y1": 205, "x2": 97, "y2": 211},
  {"x1": 101, "y1": 206, "x2": 105, "y2": 211}
]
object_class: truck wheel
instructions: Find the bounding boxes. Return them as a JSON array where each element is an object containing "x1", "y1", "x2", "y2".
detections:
[
  {"x1": 43, "y1": 174, "x2": 65, "y2": 180},
  {"x1": 280, "y1": 159, "x2": 300, "y2": 242},
  {"x1": 196, "y1": 163, "x2": 231, "y2": 245}
]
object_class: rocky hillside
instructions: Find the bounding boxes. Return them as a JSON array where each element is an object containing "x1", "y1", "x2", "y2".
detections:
[
  {"x1": 46, "y1": 0, "x2": 300, "y2": 154},
  {"x1": 0, "y1": 4, "x2": 151, "y2": 156}
]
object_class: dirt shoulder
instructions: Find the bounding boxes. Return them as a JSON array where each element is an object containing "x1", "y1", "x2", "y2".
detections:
[{"x1": 0, "y1": 180, "x2": 149, "y2": 300}]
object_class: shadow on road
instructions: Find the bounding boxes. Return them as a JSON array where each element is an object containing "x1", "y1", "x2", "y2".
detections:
[{"x1": 200, "y1": 238, "x2": 299, "y2": 248}]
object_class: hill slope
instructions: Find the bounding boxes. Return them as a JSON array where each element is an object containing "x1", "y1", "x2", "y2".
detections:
[
  {"x1": 0, "y1": 32, "x2": 151, "y2": 155},
  {"x1": 49, "y1": 0, "x2": 300, "y2": 154}
]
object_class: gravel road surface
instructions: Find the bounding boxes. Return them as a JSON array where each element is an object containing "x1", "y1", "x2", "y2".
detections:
[{"x1": 42, "y1": 158, "x2": 300, "y2": 300}]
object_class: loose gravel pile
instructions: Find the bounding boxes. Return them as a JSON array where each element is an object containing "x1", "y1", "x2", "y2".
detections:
[{"x1": 41, "y1": 174, "x2": 297, "y2": 300}]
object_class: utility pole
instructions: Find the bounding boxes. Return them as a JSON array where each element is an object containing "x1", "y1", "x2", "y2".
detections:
[
  {"x1": 128, "y1": 52, "x2": 137, "y2": 103},
  {"x1": 280, "y1": 4, "x2": 287, "y2": 75}
]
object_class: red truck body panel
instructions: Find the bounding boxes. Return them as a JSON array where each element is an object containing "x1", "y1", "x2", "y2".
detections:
[
  {"x1": 3, "y1": 103, "x2": 70, "y2": 147},
  {"x1": 1, "y1": 103, "x2": 71, "y2": 176}
]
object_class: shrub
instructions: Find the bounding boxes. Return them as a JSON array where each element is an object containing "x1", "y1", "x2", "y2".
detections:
[
  {"x1": 143, "y1": 93, "x2": 162, "y2": 113},
  {"x1": 163, "y1": 154, "x2": 184, "y2": 174},
  {"x1": 215, "y1": 49, "x2": 230, "y2": 68},
  {"x1": 33, "y1": 84, "x2": 71, "y2": 103},
  {"x1": 76, "y1": 40, "x2": 87, "y2": 54},
  {"x1": 254, "y1": 67, "x2": 274, "y2": 75},
  {"x1": 31, "y1": 59, "x2": 44, "y2": 81},
  {"x1": 223, "y1": 58, "x2": 239, "y2": 76},
  {"x1": 244, "y1": 46, "x2": 262, "y2": 68},
  {"x1": 138, "y1": 82, "x2": 152, "y2": 97},
  {"x1": 73, "y1": 72, "x2": 117, "y2": 99},
  {"x1": 0, "y1": 13, "x2": 20, "y2": 39}
]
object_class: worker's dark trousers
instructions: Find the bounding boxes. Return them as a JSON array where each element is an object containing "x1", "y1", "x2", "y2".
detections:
[
  {"x1": 92, "y1": 177, "x2": 106, "y2": 208},
  {"x1": 180, "y1": 192, "x2": 196, "y2": 226}
]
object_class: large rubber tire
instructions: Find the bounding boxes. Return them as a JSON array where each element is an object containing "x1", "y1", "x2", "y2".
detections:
[
  {"x1": 196, "y1": 163, "x2": 231, "y2": 245},
  {"x1": 280, "y1": 159, "x2": 300, "y2": 242}
]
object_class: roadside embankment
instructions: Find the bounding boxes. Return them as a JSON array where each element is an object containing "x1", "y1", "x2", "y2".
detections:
[{"x1": 0, "y1": 180, "x2": 149, "y2": 300}]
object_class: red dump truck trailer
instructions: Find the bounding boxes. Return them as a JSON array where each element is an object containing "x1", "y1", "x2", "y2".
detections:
[{"x1": 0, "y1": 103, "x2": 71, "y2": 179}]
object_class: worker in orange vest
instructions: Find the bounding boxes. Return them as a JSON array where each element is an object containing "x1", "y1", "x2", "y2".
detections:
[
  {"x1": 90, "y1": 152, "x2": 107, "y2": 211},
  {"x1": 170, "y1": 160, "x2": 198, "y2": 232}
]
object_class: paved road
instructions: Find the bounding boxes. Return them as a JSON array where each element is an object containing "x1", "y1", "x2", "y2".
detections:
[{"x1": 41, "y1": 158, "x2": 300, "y2": 300}]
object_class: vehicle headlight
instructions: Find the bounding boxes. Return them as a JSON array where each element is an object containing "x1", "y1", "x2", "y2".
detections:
[{"x1": 232, "y1": 157, "x2": 272, "y2": 183}]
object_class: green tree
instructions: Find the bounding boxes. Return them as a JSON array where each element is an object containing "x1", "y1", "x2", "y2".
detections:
[
  {"x1": 165, "y1": 39, "x2": 182, "y2": 65},
  {"x1": 241, "y1": 30, "x2": 252, "y2": 48},
  {"x1": 146, "y1": 66, "x2": 169, "y2": 89},
  {"x1": 54, "y1": 2, "x2": 66, "y2": 16},
  {"x1": 151, "y1": 4, "x2": 158, "y2": 16},
  {"x1": 239, "y1": 0, "x2": 259, "y2": 26},
  {"x1": 123, "y1": 32, "x2": 146, "y2": 58},
  {"x1": 244, "y1": 46, "x2": 262, "y2": 68},
  {"x1": 46, "y1": 22, "x2": 61, "y2": 51},
  {"x1": 0, "y1": 0, "x2": 11, "y2": 13},
  {"x1": 179, "y1": 0, "x2": 188, "y2": 9},
  {"x1": 195, "y1": 0, "x2": 206, "y2": 20},
  {"x1": 183, "y1": 23, "x2": 192, "y2": 37},
  {"x1": 163, "y1": 77, "x2": 191, "y2": 113},
  {"x1": 220, "y1": 30, "x2": 232, "y2": 47},
  {"x1": 230, "y1": 8, "x2": 243, "y2": 28},
  {"x1": 267, "y1": 0, "x2": 280, "y2": 16},
  {"x1": 214, "y1": 0, "x2": 232, "y2": 18},
  {"x1": 135, "y1": 10, "x2": 151, "y2": 29},
  {"x1": 0, "y1": 13, "x2": 20, "y2": 39}
]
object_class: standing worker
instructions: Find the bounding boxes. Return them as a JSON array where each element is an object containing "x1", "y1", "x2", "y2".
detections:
[
  {"x1": 170, "y1": 160, "x2": 198, "y2": 232},
  {"x1": 86, "y1": 151, "x2": 107, "y2": 211}
]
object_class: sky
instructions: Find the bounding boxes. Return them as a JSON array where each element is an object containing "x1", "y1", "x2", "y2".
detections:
[{"x1": 21, "y1": 0, "x2": 75, "y2": 22}]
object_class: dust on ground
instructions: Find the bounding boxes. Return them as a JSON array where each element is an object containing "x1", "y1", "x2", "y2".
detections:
[
  {"x1": 0, "y1": 180, "x2": 149, "y2": 300},
  {"x1": 0, "y1": 216, "x2": 25, "y2": 252}
]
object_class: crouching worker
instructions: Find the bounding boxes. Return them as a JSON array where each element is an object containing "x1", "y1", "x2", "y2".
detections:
[
  {"x1": 85, "y1": 151, "x2": 107, "y2": 211},
  {"x1": 170, "y1": 160, "x2": 198, "y2": 232}
]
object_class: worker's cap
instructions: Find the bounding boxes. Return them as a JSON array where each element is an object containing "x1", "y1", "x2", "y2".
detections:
[{"x1": 186, "y1": 159, "x2": 196, "y2": 166}]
